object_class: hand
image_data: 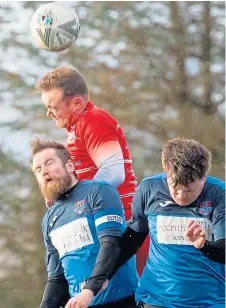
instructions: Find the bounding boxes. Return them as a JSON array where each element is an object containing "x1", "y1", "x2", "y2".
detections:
[
  {"x1": 186, "y1": 220, "x2": 207, "y2": 249},
  {"x1": 65, "y1": 289, "x2": 94, "y2": 308}
]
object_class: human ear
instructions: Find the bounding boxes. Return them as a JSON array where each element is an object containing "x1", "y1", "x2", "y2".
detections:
[
  {"x1": 67, "y1": 159, "x2": 75, "y2": 173},
  {"x1": 73, "y1": 96, "x2": 84, "y2": 110}
]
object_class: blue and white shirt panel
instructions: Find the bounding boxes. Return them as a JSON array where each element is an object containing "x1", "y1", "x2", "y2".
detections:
[
  {"x1": 42, "y1": 180, "x2": 137, "y2": 305},
  {"x1": 130, "y1": 174, "x2": 225, "y2": 307}
]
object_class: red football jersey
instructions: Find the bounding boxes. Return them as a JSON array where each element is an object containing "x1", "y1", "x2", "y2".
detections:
[{"x1": 66, "y1": 101, "x2": 137, "y2": 217}]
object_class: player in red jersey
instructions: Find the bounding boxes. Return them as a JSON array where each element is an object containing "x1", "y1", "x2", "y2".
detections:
[{"x1": 36, "y1": 66, "x2": 149, "y2": 276}]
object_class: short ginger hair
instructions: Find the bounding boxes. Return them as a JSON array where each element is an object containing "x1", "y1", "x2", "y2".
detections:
[
  {"x1": 30, "y1": 136, "x2": 71, "y2": 166},
  {"x1": 35, "y1": 67, "x2": 89, "y2": 97}
]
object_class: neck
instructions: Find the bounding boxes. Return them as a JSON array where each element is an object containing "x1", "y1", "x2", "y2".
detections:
[
  {"x1": 75, "y1": 101, "x2": 88, "y2": 120},
  {"x1": 67, "y1": 101, "x2": 89, "y2": 128},
  {"x1": 69, "y1": 178, "x2": 79, "y2": 189},
  {"x1": 62, "y1": 178, "x2": 79, "y2": 198}
]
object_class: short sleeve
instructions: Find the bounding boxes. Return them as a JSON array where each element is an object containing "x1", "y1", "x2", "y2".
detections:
[
  {"x1": 90, "y1": 183, "x2": 125, "y2": 238},
  {"x1": 42, "y1": 216, "x2": 64, "y2": 278},
  {"x1": 129, "y1": 182, "x2": 149, "y2": 233},
  {"x1": 82, "y1": 114, "x2": 118, "y2": 153},
  {"x1": 212, "y1": 192, "x2": 225, "y2": 240}
]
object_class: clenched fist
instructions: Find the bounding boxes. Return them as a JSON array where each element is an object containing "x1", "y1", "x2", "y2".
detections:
[
  {"x1": 65, "y1": 289, "x2": 94, "y2": 308},
  {"x1": 186, "y1": 220, "x2": 207, "y2": 249}
]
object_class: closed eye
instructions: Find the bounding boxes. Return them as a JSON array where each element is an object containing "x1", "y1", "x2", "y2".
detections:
[
  {"x1": 35, "y1": 167, "x2": 41, "y2": 173},
  {"x1": 47, "y1": 159, "x2": 53, "y2": 165}
]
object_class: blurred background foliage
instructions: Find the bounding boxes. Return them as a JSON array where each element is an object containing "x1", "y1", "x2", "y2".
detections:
[{"x1": 0, "y1": 1, "x2": 225, "y2": 307}]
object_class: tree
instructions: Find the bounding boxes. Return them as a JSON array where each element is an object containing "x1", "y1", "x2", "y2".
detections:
[{"x1": 0, "y1": 2, "x2": 224, "y2": 306}]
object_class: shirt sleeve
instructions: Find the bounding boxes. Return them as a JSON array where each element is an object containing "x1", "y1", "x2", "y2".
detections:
[
  {"x1": 90, "y1": 183, "x2": 125, "y2": 238},
  {"x1": 40, "y1": 274, "x2": 70, "y2": 308},
  {"x1": 212, "y1": 191, "x2": 225, "y2": 240},
  {"x1": 81, "y1": 114, "x2": 119, "y2": 153},
  {"x1": 42, "y1": 216, "x2": 64, "y2": 278},
  {"x1": 128, "y1": 181, "x2": 149, "y2": 233}
]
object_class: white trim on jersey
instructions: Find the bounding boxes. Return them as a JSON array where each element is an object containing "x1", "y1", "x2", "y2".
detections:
[
  {"x1": 68, "y1": 146, "x2": 79, "y2": 151},
  {"x1": 124, "y1": 159, "x2": 132, "y2": 164},
  {"x1": 120, "y1": 193, "x2": 135, "y2": 198},
  {"x1": 76, "y1": 166, "x2": 98, "y2": 174},
  {"x1": 95, "y1": 215, "x2": 123, "y2": 227}
]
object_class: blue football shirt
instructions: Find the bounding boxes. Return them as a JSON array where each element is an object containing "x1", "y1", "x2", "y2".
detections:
[
  {"x1": 42, "y1": 180, "x2": 138, "y2": 306},
  {"x1": 130, "y1": 174, "x2": 225, "y2": 308}
]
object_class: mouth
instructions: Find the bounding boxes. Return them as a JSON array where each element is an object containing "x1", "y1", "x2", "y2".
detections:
[
  {"x1": 53, "y1": 118, "x2": 68, "y2": 128},
  {"x1": 45, "y1": 178, "x2": 53, "y2": 184}
]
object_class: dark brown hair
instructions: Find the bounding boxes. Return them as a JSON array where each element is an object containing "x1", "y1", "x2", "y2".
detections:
[
  {"x1": 162, "y1": 137, "x2": 211, "y2": 186},
  {"x1": 30, "y1": 136, "x2": 72, "y2": 165},
  {"x1": 35, "y1": 67, "x2": 89, "y2": 97}
]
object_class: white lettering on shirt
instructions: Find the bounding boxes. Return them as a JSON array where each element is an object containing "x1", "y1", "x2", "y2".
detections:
[
  {"x1": 50, "y1": 217, "x2": 94, "y2": 257},
  {"x1": 95, "y1": 215, "x2": 123, "y2": 227},
  {"x1": 157, "y1": 215, "x2": 212, "y2": 245}
]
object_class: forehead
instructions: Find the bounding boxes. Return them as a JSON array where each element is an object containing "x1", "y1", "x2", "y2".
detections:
[
  {"x1": 168, "y1": 179, "x2": 199, "y2": 191},
  {"x1": 33, "y1": 148, "x2": 59, "y2": 166},
  {"x1": 42, "y1": 88, "x2": 64, "y2": 106}
]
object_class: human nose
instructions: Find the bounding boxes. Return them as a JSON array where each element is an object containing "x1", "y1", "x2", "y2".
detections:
[
  {"x1": 177, "y1": 190, "x2": 187, "y2": 200},
  {"x1": 47, "y1": 108, "x2": 52, "y2": 117},
  {"x1": 42, "y1": 165, "x2": 49, "y2": 177}
]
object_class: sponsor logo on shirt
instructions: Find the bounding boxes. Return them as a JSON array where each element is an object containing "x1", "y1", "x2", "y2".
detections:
[
  {"x1": 95, "y1": 214, "x2": 123, "y2": 227},
  {"x1": 74, "y1": 200, "x2": 86, "y2": 214},
  {"x1": 74, "y1": 160, "x2": 82, "y2": 166},
  {"x1": 50, "y1": 217, "x2": 94, "y2": 256},
  {"x1": 159, "y1": 200, "x2": 174, "y2": 207},
  {"x1": 198, "y1": 201, "x2": 213, "y2": 216},
  {"x1": 157, "y1": 215, "x2": 212, "y2": 245},
  {"x1": 106, "y1": 215, "x2": 123, "y2": 223}
]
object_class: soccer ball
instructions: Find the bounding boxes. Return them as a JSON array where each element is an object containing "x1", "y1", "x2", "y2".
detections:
[{"x1": 30, "y1": 3, "x2": 80, "y2": 52}]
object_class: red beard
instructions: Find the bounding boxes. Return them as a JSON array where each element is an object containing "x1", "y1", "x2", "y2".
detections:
[{"x1": 41, "y1": 176, "x2": 72, "y2": 201}]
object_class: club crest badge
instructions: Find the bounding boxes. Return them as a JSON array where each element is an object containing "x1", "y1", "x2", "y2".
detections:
[
  {"x1": 74, "y1": 200, "x2": 86, "y2": 215},
  {"x1": 198, "y1": 201, "x2": 213, "y2": 216}
]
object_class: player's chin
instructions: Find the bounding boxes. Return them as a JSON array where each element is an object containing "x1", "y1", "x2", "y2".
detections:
[
  {"x1": 176, "y1": 200, "x2": 190, "y2": 206},
  {"x1": 55, "y1": 118, "x2": 67, "y2": 128}
]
